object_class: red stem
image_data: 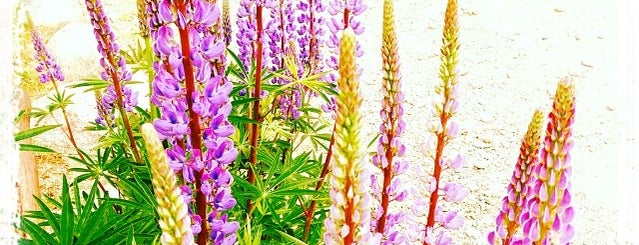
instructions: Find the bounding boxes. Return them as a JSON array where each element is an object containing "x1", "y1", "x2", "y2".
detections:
[
  {"x1": 376, "y1": 123, "x2": 397, "y2": 232},
  {"x1": 175, "y1": 2, "x2": 207, "y2": 244},
  {"x1": 307, "y1": 0, "x2": 317, "y2": 71},
  {"x1": 424, "y1": 114, "x2": 448, "y2": 244},
  {"x1": 343, "y1": 6, "x2": 350, "y2": 29},
  {"x1": 303, "y1": 123, "x2": 336, "y2": 241},
  {"x1": 93, "y1": 5, "x2": 142, "y2": 163},
  {"x1": 248, "y1": 4, "x2": 264, "y2": 209}
]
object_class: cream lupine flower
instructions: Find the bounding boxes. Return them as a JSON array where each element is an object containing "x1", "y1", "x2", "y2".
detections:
[
  {"x1": 371, "y1": 0, "x2": 409, "y2": 243},
  {"x1": 141, "y1": 124, "x2": 194, "y2": 245},
  {"x1": 323, "y1": 28, "x2": 376, "y2": 245},
  {"x1": 423, "y1": 0, "x2": 467, "y2": 243}
]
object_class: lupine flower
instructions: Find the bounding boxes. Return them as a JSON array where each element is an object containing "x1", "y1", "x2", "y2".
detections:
[
  {"x1": 323, "y1": 0, "x2": 366, "y2": 113},
  {"x1": 85, "y1": 0, "x2": 142, "y2": 162},
  {"x1": 31, "y1": 29, "x2": 88, "y2": 159},
  {"x1": 421, "y1": 0, "x2": 466, "y2": 243},
  {"x1": 31, "y1": 30, "x2": 65, "y2": 83},
  {"x1": 235, "y1": 0, "x2": 276, "y2": 70},
  {"x1": 263, "y1": 1, "x2": 304, "y2": 120},
  {"x1": 141, "y1": 124, "x2": 194, "y2": 245},
  {"x1": 370, "y1": 0, "x2": 409, "y2": 243},
  {"x1": 324, "y1": 28, "x2": 378, "y2": 245},
  {"x1": 147, "y1": 0, "x2": 239, "y2": 243},
  {"x1": 296, "y1": 0, "x2": 326, "y2": 73},
  {"x1": 136, "y1": 0, "x2": 150, "y2": 37},
  {"x1": 488, "y1": 110, "x2": 544, "y2": 245},
  {"x1": 222, "y1": 0, "x2": 231, "y2": 46},
  {"x1": 521, "y1": 78, "x2": 576, "y2": 244}
]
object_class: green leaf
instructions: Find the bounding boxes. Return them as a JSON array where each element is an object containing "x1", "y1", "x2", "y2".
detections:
[
  {"x1": 229, "y1": 115, "x2": 260, "y2": 124},
  {"x1": 60, "y1": 176, "x2": 75, "y2": 245},
  {"x1": 19, "y1": 217, "x2": 57, "y2": 245},
  {"x1": 14, "y1": 124, "x2": 61, "y2": 141},
  {"x1": 275, "y1": 230, "x2": 308, "y2": 245},
  {"x1": 19, "y1": 144, "x2": 56, "y2": 153}
]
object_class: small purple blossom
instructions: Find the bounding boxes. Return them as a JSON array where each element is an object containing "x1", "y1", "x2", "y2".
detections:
[{"x1": 31, "y1": 30, "x2": 65, "y2": 83}]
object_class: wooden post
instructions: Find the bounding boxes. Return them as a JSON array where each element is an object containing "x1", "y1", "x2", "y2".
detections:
[{"x1": 16, "y1": 88, "x2": 41, "y2": 217}]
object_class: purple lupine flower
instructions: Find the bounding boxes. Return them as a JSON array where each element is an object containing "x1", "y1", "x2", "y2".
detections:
[
  {"x1": 488, "y1": 110, "x2": 544, "y2": 244},
  {"x1": 324, "y1": 0, "x2": 366, "y2": 113},
  {"x1": 521, "y1": 78, "x2": 576, "y2": 244},
  {"x1": 295, "y1": 0, "x2": 326, "y2": 73},
  {"x1": 148, "y1": 0, "x2": 239, "y2": 242},
  {"x1": 235, "y1": 0, "x2": 257, "y2": 71},
  {"x1": 31, "y1": 30, "x2": 65, "y2": 83},
  {"x1": 85, "y1": 0, "x2": 138, "y2": 125}
]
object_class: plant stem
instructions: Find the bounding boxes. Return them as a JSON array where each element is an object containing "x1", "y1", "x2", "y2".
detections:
[
  {"x1": 48, "y1": 78, "x2": 84, "y2": 162},
  {"x1": 96, "y1": 28, "x2": 142, "y2": 163},
  {"x1": 303, "y1": 123, "x2": 336, "y2": 241},
  {"x1": 175, "y1": 2, "x2": 207, "y2": 244},
  {"x1": 307, "y1": 0, "x2": 317, "y2": 72},
  {"x1": 248, "y1": 4, "x2": 264, "y2": 207},
  {"x1": 144, "y1": 36, "x2": 159, "y2": 120}
]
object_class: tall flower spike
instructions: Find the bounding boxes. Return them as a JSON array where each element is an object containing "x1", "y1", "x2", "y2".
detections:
[
  {"x1": 222, "y1": 0, "x2": 231, "y2": 46},
  {"x1": 488, "y1": 109, "x2": 544, "y2": 245},
  {"x1": 136, "y1": 0, "x2": 150, "y2": 37},
  {"x1": 324, "y1": 28, "x2": 377, "y2": 245},
  {"x1": 31, "y1": 29, "x2": 87, "y2": 160},
  {"x1": 31, "y1": 30, "x2": 64, "y2": 83},
  {"x1": 423, "y1": 0, "x2": 466, "y2": 243},
  {"x1": 371, "y1": 0, "x2": 409, "y2": 243},
  {"x1": 141, "y1": 124, "x2": 194, "y2": 245},
  {"x1": 85, "y1": 0, "x2": 141, "y2": 162},
  {"x1": 523, "y1": 78, "x2": 576, "y2": 244},
  {"x1": 147, "y1": 1, "x2": 239, "y2": 244}
]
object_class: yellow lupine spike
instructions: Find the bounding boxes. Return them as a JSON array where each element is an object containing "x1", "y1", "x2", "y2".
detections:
[
  {"x1": 324, "y1": 28, "x2": 375, "y2": 245},
  {"x1": 141, "y1": 124, "x2": 194, "y2": 245}
]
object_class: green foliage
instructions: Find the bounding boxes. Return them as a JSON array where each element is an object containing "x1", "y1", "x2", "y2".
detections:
[{"x1": 20, "y1": 176, "x2": 160, "y2": 245}]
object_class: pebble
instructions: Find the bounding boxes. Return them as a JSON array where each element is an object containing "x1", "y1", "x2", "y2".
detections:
[{"x1": 473, "y1": 161, "x2": 488, "y2": 169}]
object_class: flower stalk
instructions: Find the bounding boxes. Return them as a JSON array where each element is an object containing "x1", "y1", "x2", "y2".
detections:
[
  {"x1": 424, "y1": 0, "x2": 466, "y2": 243},
  {"x1": 30, "y1": 30, "x2": 85, "y2": 160},
  {"x1": 148, "y1": 1, "x2": 239, "y2": 244},
  {"x1": 488, "y1": 110, "x2": 544, "y2": 245},
  {"x1": 85, "y1": 0, "x2": 142, "y2": 163},
  {"x1": 372, "y1": 0, "x2": 409, "y2": 243},
  {"x1": 523, "y1": 78, "x2": 576, "y2": 244},
  {"x1": 323, "y1": 28, "x2": 374, "y2": 245},
  {"x1": 247, "y1": 0, "x2": 265, "y2": 199}
]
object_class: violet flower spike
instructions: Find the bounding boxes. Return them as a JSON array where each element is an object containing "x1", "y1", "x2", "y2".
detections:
[
  {"x1": 371, "y1": 0, "x2": 411, "y2": 243},
  {"x1": 521, "y1": 78, "x2": 576, "y2": 244},
  {"x1": 148, "y1": 0, "x2": 239, "y2": 243},
  {"x1": 31, "y1": 30, "x2": 65, "y2": 83},
  {"x1": 323, "y1": 0, "x2": 367, "y2": 113},
  {"x1": 85, "y1": 0, "x2": 141, "y2": 162}
]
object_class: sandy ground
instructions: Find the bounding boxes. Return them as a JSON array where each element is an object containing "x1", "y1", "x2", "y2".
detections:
[{"x1": 18, "y1": 0, "x2": 639, "y2": 244}]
